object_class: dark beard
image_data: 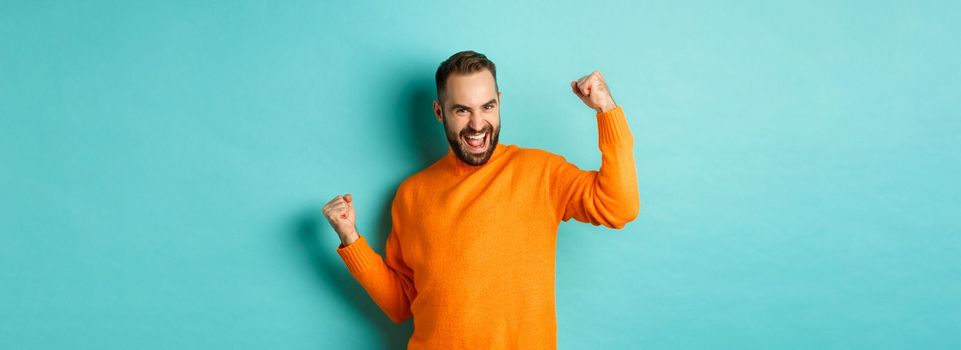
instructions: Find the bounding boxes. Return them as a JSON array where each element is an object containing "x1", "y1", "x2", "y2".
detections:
[{"x1": 442, "y1": 111, "x2": 500, "y2": 166}]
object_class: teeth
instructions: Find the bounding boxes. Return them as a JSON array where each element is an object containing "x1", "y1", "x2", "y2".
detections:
[{"x1": 466, "y1": 133, "x2": 486, "y2": 140}]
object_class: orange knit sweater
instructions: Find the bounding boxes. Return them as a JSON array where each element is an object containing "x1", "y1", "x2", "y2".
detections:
[{"x1": 336, "y1": 106, "x2": 640, "y2": 349}]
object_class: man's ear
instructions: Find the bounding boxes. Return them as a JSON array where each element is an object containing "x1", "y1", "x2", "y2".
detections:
[{"x1": 433, "y1": 99, "x2": 443, "y2": 123}]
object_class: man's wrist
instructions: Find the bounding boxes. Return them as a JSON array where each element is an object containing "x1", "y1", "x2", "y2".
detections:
[
  {"x1": 339, "y1": 230, "x2": 359, "y2": 247},
  {"x1": 597, "y1": 103, "x2": 617, "y2": 114},
  {"x1": 595, "y1": 96, "x2": 618, "y2": 113}
]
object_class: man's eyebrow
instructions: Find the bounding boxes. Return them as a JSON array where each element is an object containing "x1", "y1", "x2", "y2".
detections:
[
  {"x1": 450, "y1": 103, "x2": 472, "y2": 111},
  {"x1": 450, "y1": 99, "x2": 498, "y2": 111}
]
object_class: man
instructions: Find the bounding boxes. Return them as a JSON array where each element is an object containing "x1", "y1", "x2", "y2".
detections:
[{"x1": 322, "y1": 50, "x2": 640, "y2": 349}]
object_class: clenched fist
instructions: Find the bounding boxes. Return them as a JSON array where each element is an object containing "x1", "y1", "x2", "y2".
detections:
[
  {"x1": 571, "y1": 70, "x2": 617, "y2": 113},
  {"x1": 323, "y1": 193, "x2": 359, "y2": 246}
]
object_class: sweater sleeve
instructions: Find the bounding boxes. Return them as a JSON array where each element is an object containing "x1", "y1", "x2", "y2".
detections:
[
  {"x1": 549, "y1": 105, "x2": 641, "y2": 229},
  {"x1": 336, "y1": 224, "x2": 416, "y2": 324}
]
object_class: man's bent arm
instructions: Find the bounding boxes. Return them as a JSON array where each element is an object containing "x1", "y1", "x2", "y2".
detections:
[
  {"x1": 549, "y1": 105, "x2": 641, "y2": 228},
  {"x1": 336, "y1": 226, "x2": 416, "y2": 323}
]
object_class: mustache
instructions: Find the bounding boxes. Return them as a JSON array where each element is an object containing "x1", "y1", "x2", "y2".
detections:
[{"x1": 460, "y1": 124, "x2": 494, "y2": 137}]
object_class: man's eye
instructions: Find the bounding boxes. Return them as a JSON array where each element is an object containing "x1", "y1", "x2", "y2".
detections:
[
  {"x1": 484, "y1": 105, "x2": 494, "y2": 110},
  {"x1": 457, "y1": 109, "x2": 467, "y2": 114}
]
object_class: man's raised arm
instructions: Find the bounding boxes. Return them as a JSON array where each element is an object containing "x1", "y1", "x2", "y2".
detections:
[
  {"x1": 549, "y1": 71, "x2": 641, "y2": 229},
  {"x1": 323, "y1": 194, "x2": 416, "y2": 323}
]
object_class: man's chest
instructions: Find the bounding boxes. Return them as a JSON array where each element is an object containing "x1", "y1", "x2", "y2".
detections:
[{"x1": 398, "y1": 166, "x2": 558, "y2": 279}]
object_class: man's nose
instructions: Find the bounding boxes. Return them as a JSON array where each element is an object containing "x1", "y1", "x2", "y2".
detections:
[{"x1": 468, "y1": 115, "x2": 486, "y2": 131}]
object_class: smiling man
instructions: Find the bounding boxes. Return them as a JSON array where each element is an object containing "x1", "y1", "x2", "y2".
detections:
[
  {"x1": 436, "y1": 58, "x2": 502, "y2": 166},
  {"x1": 322, "y1": 50, "x2": 640, "y2": 349}
]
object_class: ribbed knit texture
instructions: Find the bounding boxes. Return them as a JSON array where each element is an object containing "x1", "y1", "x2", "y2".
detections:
[{"x1": 336, "y1": 106, "x2": 639, "y2": 349}]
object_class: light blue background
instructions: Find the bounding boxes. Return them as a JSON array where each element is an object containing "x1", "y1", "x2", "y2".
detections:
[{"x1": 2, "y1": 1, "x2": 959, "y2": 349}]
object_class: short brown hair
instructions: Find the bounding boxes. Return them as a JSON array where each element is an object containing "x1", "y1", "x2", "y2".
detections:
[{"x1": 435, "y1": 50, "x2": 498, "y2": 104}]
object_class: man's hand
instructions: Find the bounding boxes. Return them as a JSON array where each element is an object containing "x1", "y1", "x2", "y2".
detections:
[
  {"x1": 571, "y1": 70, "x2": 617, "y2": 113},
  {"x1": 322, "y1": 193, "x2": 359, "y2": 246}
]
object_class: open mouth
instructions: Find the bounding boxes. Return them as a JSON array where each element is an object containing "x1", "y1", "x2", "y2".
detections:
[{"x1": 461, "y1": 132, "x2": 489, "y2": 154}]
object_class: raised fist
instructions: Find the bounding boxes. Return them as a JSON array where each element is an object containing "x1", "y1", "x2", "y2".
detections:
[
  {"x1": 571, "y1": 70, "x2": 617, "y2": 113},
  {"x1": 322, "y1": 193, "x2": 358, "y2": 244}
]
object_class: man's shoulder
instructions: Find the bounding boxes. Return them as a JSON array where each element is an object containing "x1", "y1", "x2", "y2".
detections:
[
  {"x1": 394, "y1": 144, "x2": 564, "y2": 191},
  {"x1": 395, "y1": 172, "x2": 423, "y2": 197},
  {"x1": 510, "y1": 144, "x2": 565, "y2": 164},
  {"x1": 393, "y1": 161, "x2": 443, "y2": 198}
]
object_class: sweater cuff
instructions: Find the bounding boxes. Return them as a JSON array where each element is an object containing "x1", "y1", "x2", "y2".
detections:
[
  {"x1": 596, "y1": 105, "x2": 633, "y2": 146},
  {"x1": 336, "y1": 234, "x2": 379, "y2": 275}
]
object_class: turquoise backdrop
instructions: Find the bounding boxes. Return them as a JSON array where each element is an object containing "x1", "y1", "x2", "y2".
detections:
[{"x1": 2, "y1": 1, "x2": 959, "y2": 349}]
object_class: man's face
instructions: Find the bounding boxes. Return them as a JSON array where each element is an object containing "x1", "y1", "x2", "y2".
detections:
[{"x1": 433, "y1": 70, "x2": 502, "y2": 166}]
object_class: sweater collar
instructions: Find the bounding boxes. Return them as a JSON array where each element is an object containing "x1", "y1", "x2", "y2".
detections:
[{"x1": 445, "y1": 143, "x2": 508, "y2": 175}]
